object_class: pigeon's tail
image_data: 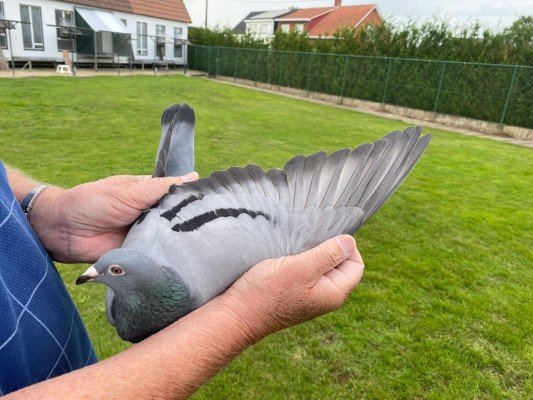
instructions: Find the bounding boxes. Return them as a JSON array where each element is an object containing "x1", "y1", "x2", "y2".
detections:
[
  {"x1": 154, "y1": 104, "x2": 195, "y2": 178},
  {"x1": 283, "y1": 126, "x2": 431, "y2": 233}
]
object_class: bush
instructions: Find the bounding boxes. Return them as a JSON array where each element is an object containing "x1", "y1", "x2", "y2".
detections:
[{"x1": 190, "y1": 16, "x2": 532, "y2": 65}]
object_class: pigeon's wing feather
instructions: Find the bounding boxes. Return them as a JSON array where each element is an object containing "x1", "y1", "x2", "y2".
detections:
[
  {"x1": 157, "y1": 126, "x2": 430, "y2": 255},
  {"x1": 154, "y1": 104, "x2": 195, "y2": 177}
]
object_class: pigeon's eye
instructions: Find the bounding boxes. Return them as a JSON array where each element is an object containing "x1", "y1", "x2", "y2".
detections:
[{"x1": 108, "y1": 265, "x2": 125, "y2": 276}]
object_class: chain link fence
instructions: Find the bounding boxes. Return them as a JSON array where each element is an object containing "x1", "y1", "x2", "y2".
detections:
[{"x1": 188, "y1": 45, "x2": 532, "y2": 129}]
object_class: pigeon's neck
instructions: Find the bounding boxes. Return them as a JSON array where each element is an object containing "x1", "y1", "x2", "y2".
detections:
[{"x1": 112, "y1": 269, "x2": 196, "y2": 342}]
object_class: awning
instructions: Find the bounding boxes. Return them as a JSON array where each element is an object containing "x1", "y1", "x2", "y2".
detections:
[
  {"x1": 75, "y1": 7, "x2": 128, "y2": 34},
  {"x1": 175, "y1": 39, "x2": 192, "y2": 45}
]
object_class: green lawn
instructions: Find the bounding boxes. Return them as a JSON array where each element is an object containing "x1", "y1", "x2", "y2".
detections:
[{"x1": 0, "y1": 75, "x2": 531, "y2": 399}]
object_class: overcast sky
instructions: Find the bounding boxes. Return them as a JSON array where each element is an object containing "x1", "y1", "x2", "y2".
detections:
[{"x1": 184, "y1": 0, "x2": 532, "y2": 30}]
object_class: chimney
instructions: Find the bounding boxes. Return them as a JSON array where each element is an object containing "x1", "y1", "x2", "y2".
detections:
[{"x1": 334, "y1": 0, "x2": 342, "y2": 7}]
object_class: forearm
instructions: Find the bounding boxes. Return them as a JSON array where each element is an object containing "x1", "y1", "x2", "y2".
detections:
[
  {"x1": 6, "y1": 166, "x2": 47, "y2": 203},
  {"x1": 7, "y1": 296, "x2": 258, "y2": 400},
  {"x1": 5, "y1": 165, "x2": 67, "y2": 258}
]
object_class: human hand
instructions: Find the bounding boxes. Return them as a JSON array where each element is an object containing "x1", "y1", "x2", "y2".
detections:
[
  {"x1": 219, "y1": 235, "x2": 364, "y2": 342},
  {"x1": 30, "y1": 173, "x2": 198, "y2": 263}
]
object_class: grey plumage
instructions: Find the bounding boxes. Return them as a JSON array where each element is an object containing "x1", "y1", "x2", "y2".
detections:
[
  {"x1": 154, "y1": 103, "x2": 195, "y2": 177},
  {"x1": 78, "y1": 104, "x2": 431, "y2": 343}
]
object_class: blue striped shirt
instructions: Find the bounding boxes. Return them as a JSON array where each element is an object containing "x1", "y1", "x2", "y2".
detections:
[{"x1": 0, "y1": 162, "x2": 97, "y2": 395}]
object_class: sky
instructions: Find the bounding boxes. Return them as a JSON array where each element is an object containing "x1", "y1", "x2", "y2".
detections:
[{"x1": 184, "y1": 0, "x2": 532, "y2": 30}]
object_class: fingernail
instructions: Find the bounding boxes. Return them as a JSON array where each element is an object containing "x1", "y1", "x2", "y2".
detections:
[
  {"x1": 337, "y1": 236, "x2": 355, "y2": 255},
  {"x1": 182, "y1": 172, "x2": 199, "y2": 182}
]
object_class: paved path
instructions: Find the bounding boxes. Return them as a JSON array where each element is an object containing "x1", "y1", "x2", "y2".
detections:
[{"x1": 0, "y1": 68, "x2": 184, "y2": 78}]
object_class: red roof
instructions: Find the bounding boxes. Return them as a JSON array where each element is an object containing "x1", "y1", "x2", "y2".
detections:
[
  {"x1": 60, "y1": 0, "x2": 191, "y2": 23},
  {"x1": 309, "y1": 4, "x2": 376, "y2": 37},
  {"x1": 276, "y1": 7, "x2": 333, "y2": 21}
]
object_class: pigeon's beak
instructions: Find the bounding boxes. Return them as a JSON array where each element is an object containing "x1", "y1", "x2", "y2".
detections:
[{"x1": 76, "y1": 265, "x2": 101, "y2": 285}]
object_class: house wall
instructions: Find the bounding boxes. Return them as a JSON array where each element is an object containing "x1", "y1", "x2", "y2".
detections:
[
  {"x1": 276, "y1": 14, "x2": 331, "y2": 33},
  {"x1": 358, "y1": 9, "x2": 381, "y2": 29},
  {"x1": 305, "y1": 13, "x2": 329, "y2": 32},
  {"x1": 244, "y1": 19, "x2": 274, "y2": 40},
  {"x1": 276, "y1": 21, "x2": 303, "y2": 33},
  {"x1": 0, "y1": 0, "x2": 188, "y2": 64}
]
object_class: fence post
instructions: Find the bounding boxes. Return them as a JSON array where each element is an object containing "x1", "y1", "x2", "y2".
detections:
[
  {"x1": 215, "y1": 46, "x2": 220, "y2": 78},
  {"x1": 500, "y1": 65, "x2": 519, "y2": 125},
  {"x1": 207, "y1": 46, "x2": 212, "y2": 76},
  {"x1": 381, "y1": 58, "x2": 393, "y2": 109},
  {"x1": 233, "y1": 48, "x2": 237, "y2": 82},
  {"x1": 254, "y1": 50, "x2": 259, "y2": 86},
  {"x1": 278, "y1": 52, "x2": 284, "y2": 91},
  {"x1": 306, "y1": 53, "x2": 314, "y2": 96},
  {"x1": 433, "y1": 62, "x2": 447, "y2": 113},
  {"x1": 340, "y1": 56, "x2": 349, "y2": 104}
]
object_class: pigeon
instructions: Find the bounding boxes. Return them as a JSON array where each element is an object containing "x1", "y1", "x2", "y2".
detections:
[{"x1": 76, "y1": 103, "x2": 431, "y2": 343}]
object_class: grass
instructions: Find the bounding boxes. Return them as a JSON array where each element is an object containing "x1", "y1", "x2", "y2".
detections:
[{"x1": 0, "y1": 74, "x2": 531, "y2": 399}]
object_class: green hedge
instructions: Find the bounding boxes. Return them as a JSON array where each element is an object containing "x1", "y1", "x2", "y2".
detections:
[{"x1": 188, "y1": 46, "x2": 532, "y2": 129}]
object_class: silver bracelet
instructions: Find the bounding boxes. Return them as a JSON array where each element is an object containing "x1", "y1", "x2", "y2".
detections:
[{"x1": 20, "y1": 185, "x2": 50, "y2": 221}]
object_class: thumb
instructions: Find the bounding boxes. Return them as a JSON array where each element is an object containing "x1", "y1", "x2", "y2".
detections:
[
  {"x1": 130, "y1": 172, "x2": 199, "y2": 208},
  {"x1": 286, "y1": 235, "x2": 355, "y2": 282}
]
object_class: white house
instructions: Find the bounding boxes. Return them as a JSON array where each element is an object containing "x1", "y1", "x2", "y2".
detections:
[
  {"x1": 234, "y1": 9, "x2": 293, "y2": 42},
  {"x1": 0, "y1": 0, "x2": 191, "y2": 68}
]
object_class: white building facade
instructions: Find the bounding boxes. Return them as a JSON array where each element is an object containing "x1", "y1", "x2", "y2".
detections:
[
  {"x1": 242, "y1": 9, "x2": 292, "y2": 42},
  {"x1": 0, "y1": 0, "x2": 190, "y2": 66}
]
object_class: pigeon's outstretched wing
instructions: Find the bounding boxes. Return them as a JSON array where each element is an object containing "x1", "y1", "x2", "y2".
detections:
[
  {"x1": 156, "y1": 126, "x2": 431, "y2": 256},
  {"x1": 154, "y1": 104, "x2": 195, "y2": 177}
]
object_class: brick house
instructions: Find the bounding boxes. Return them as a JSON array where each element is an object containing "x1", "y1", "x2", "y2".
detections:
[{"x1": 276, "y1": 1, "x2": 382, "y2": 39}]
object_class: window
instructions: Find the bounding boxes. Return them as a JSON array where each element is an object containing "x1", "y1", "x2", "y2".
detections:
[
  {"x1": 20, "y1": 5, "x2": 44, "y2": 50},
  {"x1": 55, "y1": 10, "x2": 74, "y2": 51},
  {"x1": 174, "y1": 27, "x2": 183, "y2": 58},
  {"x1": 259, "y1": 24, "x2": 269, "y2": 34},
  {"x1": 156, "y1": 24, "x2": 165, "y2": 58},
  {"x1": 295, "y1": 24, "x2": 304, "y2": 33},
  {"x1": 174, "y1": 44, "x2": 182, "y2": 58},
  {"x1": 281, "y1": 23, "x2": 290, "y2": 33},
  {"x1": 136, "y1": 21, "x2": 147, "y2": 55},
  {"x1": 0, "y1": 2, "x2": 7, "y2": 49}
]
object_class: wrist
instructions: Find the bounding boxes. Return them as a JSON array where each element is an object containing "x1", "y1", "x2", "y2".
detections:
[
  {"x1": 29, "y1": 186, "x2": 68, "y2": 260},
  {"x1": 215, "y1": 290, "x2": 272, "y2": 344}
]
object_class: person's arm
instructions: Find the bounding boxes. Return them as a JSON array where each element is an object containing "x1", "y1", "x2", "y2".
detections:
[
  {"x1": 6, "y1": 235, "x2": 364, "y2": 400},
  {"x1": 5, "y1": 166, "x2": 53, "y2": 204},
  {"x1": 5, "y1": 166, "x2": 198, "y2": 263}
]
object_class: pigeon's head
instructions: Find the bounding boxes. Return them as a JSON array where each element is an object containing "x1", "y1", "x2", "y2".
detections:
[
  {"x1": 76, "y1": 248, "x2": 159, "y2": 291},
  {"x1": 77, "y1": 248, "x2": 197, "y2": 343}
]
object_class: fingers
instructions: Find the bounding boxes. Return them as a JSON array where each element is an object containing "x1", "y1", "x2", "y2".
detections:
[
  {"x1": 286, "y1": 235, "x2": 356, "y2": 282},
  {"x1": 124, "y1": 172, "x2": 199, "y2": 209},
  {"x1": 323, "y1": 250, "x2": 365, "y2": 293}
]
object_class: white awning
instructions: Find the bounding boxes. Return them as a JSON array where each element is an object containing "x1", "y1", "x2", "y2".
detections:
[{"x1": 75, "y1": 7, "x2": 128, "y2": 34}]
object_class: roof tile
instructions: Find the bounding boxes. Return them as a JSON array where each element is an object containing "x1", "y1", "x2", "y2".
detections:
[
  {"x1": 276, "y1": 7, "x2": 333, "y2": 21},
  {"x1": 59, "y1": 0, "x2": 191, "y2": 23},
  {"x1": 309, "y1": 4, "x2": 376, "y2": 37}
]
